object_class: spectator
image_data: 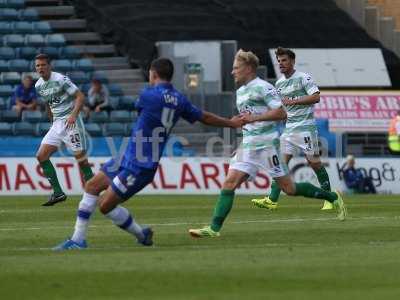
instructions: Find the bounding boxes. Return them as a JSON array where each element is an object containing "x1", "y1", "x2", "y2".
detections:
[
  {"x1": 343, "y1": 155, "x2": 376, "y2": 194},
  {"x1": 84, "y1": 79, "x2": 110, "y2": 116},
  {"x1": 11, "y1": 75, "x2": 38, "y2": 116},
  {"x1": 388, "y1": 110, "x2": 400, "y2": 154}
]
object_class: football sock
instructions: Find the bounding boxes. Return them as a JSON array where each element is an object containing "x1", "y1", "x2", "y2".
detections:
[
  {"x1": 71, "y1": 192, "x2": 98, "y2": 243},
  {"x1": 106, "y1": 206, "x2": 144, "y2": 240},
  {"x1": 315, "y1": 166, "x2": 331, "y2": 191},
  {"x1": 80, "y1": 164, "x2": 94, "y2": 182},
  {"x1": 268, "y1": 180, "x2": 281, "y2": 202},
  {"x1": 211, "y1": 189, "x2": 235, "y2": 232},
  {"x1": 40, "y1": 159, "x2": 63, "y2": 196},
  {"x1": 294, "y1": 182, "x2": 337, "y2": 203}
]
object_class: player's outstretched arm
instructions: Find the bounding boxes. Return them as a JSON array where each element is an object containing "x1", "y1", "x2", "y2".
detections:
[
  {"x1": 241, "y1": 107, "x2": 287, "y2": 124},
  {"x1": 199, "y1": 111, "x2": 243, "y2": 128}
]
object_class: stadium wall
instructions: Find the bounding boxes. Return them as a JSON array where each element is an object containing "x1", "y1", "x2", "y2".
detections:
[{"x1": 0, "y1": 157, "x2": 398, "y2": 195}]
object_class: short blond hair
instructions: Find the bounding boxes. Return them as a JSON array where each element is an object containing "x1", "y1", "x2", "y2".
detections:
[{"x1": 235, "y1": 49, "x2": 259, "y2": 70}]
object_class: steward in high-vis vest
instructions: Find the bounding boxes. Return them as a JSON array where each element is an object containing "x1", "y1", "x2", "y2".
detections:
[{"x1": 388, "y1": 112, "x2": 400, "y2": 153}]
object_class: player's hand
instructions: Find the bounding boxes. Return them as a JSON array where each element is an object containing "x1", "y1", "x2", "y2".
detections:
[
  {"x1": 240, "y1": 112, "x2": 255, "y2": 124},
  {"x1": 95, "y1": 106, "x2": 101, "y2": 112},
  {"x1": 282, "y1": 97, "x2": 294, "y2": 106},
  {"x1": 230, "y1": 115, "x2": 245, "y2": 128},
  {"x1": 65, "y1": 115, "x2": 76, "y2": 130}
]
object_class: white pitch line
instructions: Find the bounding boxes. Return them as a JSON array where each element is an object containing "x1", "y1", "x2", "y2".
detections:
[{"x1": 0, "y1": 215, "x2": 398, "y2": 232}]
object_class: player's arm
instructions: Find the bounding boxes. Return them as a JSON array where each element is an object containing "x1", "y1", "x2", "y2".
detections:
[
  {"x1": 199, "y1": 111, "x2": 243, "y2": 128},
  {"x1": 241, "y1": 107, "x2": 287, "y2": 123},
  {"x1": 46, "y1": 103, "x2": 53, "y2": 123},
  {"x1": 288, "y1": 92, "x2": 320, "y2": 105}
]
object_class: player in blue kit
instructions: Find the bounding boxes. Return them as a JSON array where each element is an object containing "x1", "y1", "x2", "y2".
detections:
[{"x1": 53, "y1": 58, "x2": 244, "y2": 250}]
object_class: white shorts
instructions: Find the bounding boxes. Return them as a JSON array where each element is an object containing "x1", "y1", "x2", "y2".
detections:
[
  {"x1": 229, "y1": 145, "x2": 288, "y2": 180},
  {"x1": 41, "y1": 115, "x2": 87, "y2": 152},
  {"x1": 280, "y1": 129, "x2": 320, "y2": 159}
]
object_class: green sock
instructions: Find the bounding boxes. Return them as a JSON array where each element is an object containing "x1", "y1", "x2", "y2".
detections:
[
  {"x1": 295, "y1": 182, "x2": 337, "y2": 203},
  {"x1": 40, "y1": 160, "x2": 63, "y2": 195},
  {"x1": 268, "y1": 180, "x2": 281, "y2": 202},
  {"x1": 211, "y1": 189, "x2": 235, "y2": 232},
  {"x1": 314, "y1": 166, "x2": 331, "y2": 191},
  {"x1": 80, "y1": 163, "x2": 94, "y2": 182}
]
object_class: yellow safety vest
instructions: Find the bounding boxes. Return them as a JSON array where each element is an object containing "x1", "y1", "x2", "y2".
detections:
[{"x1": 388, "y1": 116, "x2": 400, "y2": 152}]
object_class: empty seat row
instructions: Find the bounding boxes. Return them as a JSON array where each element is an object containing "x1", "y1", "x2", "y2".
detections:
[
  {"x1": 0, "y1": 8, "x2": 38, "y2": 21},
  {"x1": 0, "y1": 58, "x2": 93, "y2": 72},
  {"x1": 0, "y1": 0, "x2": 25, "y2": 9},
  {"x1": 0, "y1": 21, "x2": 51, "y2": 34},
  {"x1": 0, "y1": 46, "x2": 82, "y2": 60},
  {"x1": 2, "y1": 34, "x2": 65, "y2": 47}
]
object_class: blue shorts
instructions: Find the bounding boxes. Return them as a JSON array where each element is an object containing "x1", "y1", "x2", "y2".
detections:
[{"x1": 101, "y1": 159, "x2": 157, "y2": 200}]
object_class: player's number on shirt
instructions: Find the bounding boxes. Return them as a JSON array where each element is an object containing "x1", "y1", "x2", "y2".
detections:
[{"x1": 161, "y1": 107, "x2": 175, "y2": 133}]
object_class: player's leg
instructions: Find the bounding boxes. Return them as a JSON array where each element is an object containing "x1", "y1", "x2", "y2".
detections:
[
  {"x1": 37, "y1": 121, "x2": 66, "y2": 206},
  {"x1": 307, "y1": 156, "x2": 333, "y2": 210},
  {"x1": 74, "y1": 150, "x2": 94, "y2": 182}
]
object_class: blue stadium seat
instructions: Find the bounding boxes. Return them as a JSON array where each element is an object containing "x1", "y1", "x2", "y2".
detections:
[
  {"x1": 108, "y1": 83, "x2": 123, "y2": 96},
  {"x1": 36, "y1": 122, "x2": 50, "y2": 136},
  {"x1": 52, "y1": 59, "x2": 73, "y2": 72},
  {"x1": 61, "y1": 46, "x2": 81, "y2": 59},
  {"x1": 110, "y1": 110, "x2": 131, "y2": 123},
  {"x1": 25, "y1": 34, "x2": 45, "y2": 47},
  {"x1": 130, "y1": 111, "x2": 138, "y2": 122},
  {"x1": 21, "y1": 71, "x2": 39, "y2": 81},
  {"x1": 19, "y1": 8, "x2": 38, "y2": 21},
  {"x1": 45, "y1": 34, "x2": 65, "y2": 47},
  {"x1": 8, "y1": 59, "x2": 30, "y2": 72},
  {"x1": 13, "y1": 21, "x2": 33, "y2": 34},
  {"x1": 91, "y1": 70, "x2": 108, "y2": 83},
  {"x1": 0, "y1": 122, "x2": 13, "y2": 135},
  {"x1": 0, "y1": 8, "x2": 18, "y2": 20},
  {"x1": 108, "y1": 96, "x2": 120, "y2": 110},
  {"x1": 0, "y1": 0, "x2": 7, "y2": 8},
  {"x1": 85, "y1": 123, "x2": 102, "y2": 137},
  {"x1": 0, "y1": 97, "x2": 6, "y2": 110},
  {"x1": 13, "y1": 121, "x2": 35, "y2": 135},
  {"x1": 34, "y1": 21, "x2": 51, "y2": 34},
  {"x1": 88, "y1": 111, "x2": 109, "y2": 123},
  {"x1": 103, "y1": 122, "x2": 125, "y2": 136},
  {"x1": 4, "y1": 34, "x2": 25, "y2": 47},
  {"x1": 0, "y1": 72, "x2": 21, "y2": 84},
  {"x1": 7, "y1": 0, "x2": 25, "y2": 9},
  {"x1": 0, "y1": 21, "x2": 12, "y2": 33},
  {"x1": 18, "y1": 46, "x2": 37, "y2": 59},
  {"x1": 40, "y1": 46, "x2": 59, "y2": 59},
  {"x1": 119, "y1": 95, "x2": 137, "y2": 110},
  {"x1": 66, "y1": 71, "x2": 89, "y2": 84},
  {"x1": 80, "y1": 83, "x2": 91, "y2": 94},
  {"x1": 0, "y1": 85, "x2": 13, "y2": 97},
  {"x1": 0, "y1": 60, "x2": 9, "y2": 71},
  {"x1": 1, "y1": 109, "x2": 19, "y2": 121},
  {"x1": 0, "y1": 47, "x2": 16, "y2": 59},
  {"x1": 74, "y1": 59, "x2": 93, "y2": 72},
  {"x1": 22, "y1": 110, "x2": 42, "y2": 123}
]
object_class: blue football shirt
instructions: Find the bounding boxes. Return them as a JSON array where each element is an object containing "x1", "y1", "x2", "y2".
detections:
[{"x1": 121, "y1": 82, "x2": 202, "y2": 170}]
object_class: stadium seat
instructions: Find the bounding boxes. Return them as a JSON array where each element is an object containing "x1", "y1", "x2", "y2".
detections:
[
  {"x1": 119, "y1": 95, "x2": 137, "y2": 110},
  {"x1": 0, "y1": 0, "x2": 7, "y2": 8},
  {"x1": 0, "y1": 72, "x2": 21, "y2": 84},
  {"x1": 18, "y1": 46, "x2": 37, "y2": 59},
  {"x1": 52, "y1": 59, "x2": 73, "y2": 72},
  {"x1": 66, "y1": 71, "x2": 90, "y2": 84},
  {"x1": 108, "y1": 96, "x2": 120, "y2": 110},
  {"x1": 0, "y1": 47, "x2": 16, "y2": 60},
  {"x1": 85, "y1": 123, "x2": 102, "y2": 137},
  {"x1": 61, "y1": 46, "x2": 81, "y2": 59},
  {"x1": 13, "y1": 21, "x2": 33, "y2": 34},
  {"x1": 45, "y1": 34, "x2": 65, "y2": 47},
  {"x1": 1, "y1": 109, "x2": 19, "y2": 122},
  {"x1": 25, "y1": 34, "x2": 46, "y2": 47},
  {"x1": 0, "y1": 97, "x2": 5, "y2": 110},
  {"x1": 22, "y1": 110, "x2": 42, "y2": 123},
  {"x1": 0, "y1": 60, "x2": 9, "y2": 71},
  {"x1": 80, "y1": 83, "x2": 91, "y2": 94},
  {"x1": 88, "y1": 111, "x2": 108, "y2": 123},
  {"x1": 110, "y1": 110, "x2": 131, "y2": 123},
  {"x1": 0, "y1": 8, "x2": 18, "y2": 21},
  {"x1": 108, "y1": 83, "x2": 123, "y2": 96},
  {"x1": 8, "y1": 59, "x2": 30, "y2": 72},
  {"x1": 0, "y1": 122, "x2": 13, "y2": 135},
  {"x1": 4, "y1": 34, "x2": 25, "y2": 47},
  {"x1": 74, "y1": 59, "x2": 93, "y2": 72},
  {"x1": 40, "y1": 46, "x2": 59, "y2": 59},
  {"x1": 0, "y1": 85, "x2": 13, "y2": 97},
  {"x1": 0, "y1": 21, "x2": 12, "y2": 33},
  {"x1": 130, "y1": 111, "x2": 138, "y2": 122},
  {"x1": 13, "y1": 121, "x2": 35, "y2": 135},
  {"x1": 34, "y1": 21, "x2": 51, "y2": 34},
  {"x1": 36, "y1": 122, "x2": 50, "y2": 136},
  {"x1": 91, "y1": 70, "x2": 108, "y2": 83},
  {"x1": 7, "y1": 0, "x2": 25, "y2": 9},
  {"x1": 103, "y1": 122, "x2": 125, "y2": 136},
  {"x1": 19, "y1": 8, "x2": 39, "y2": 21},
  {"x1": 21, "y1": 71, "x2": 39, "y2": 81}
]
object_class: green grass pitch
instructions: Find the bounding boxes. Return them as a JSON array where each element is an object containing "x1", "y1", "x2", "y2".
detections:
[{"x1": 1, "y1": 194, "x2": 400, "y2": 300}]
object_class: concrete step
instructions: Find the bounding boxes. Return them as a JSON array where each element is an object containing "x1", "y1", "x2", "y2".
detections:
[
  {"x1": 34, "y1": 6, "x2": 75, "y2": 19},
  {"x1": 64, "y1": 32, "x2": 102, "y2": 44},
  {"x1": 26, "y1": 0, "x2": 60, "y2": 6},
  {"x1": 103, "y1": 69, "x2": 145, "y2": 82},
  {"x1": 48, "y1": 19, "x2": 87, "y2": 31},
  {"x1": 92, "y1": 57, "x2": 131, "y2": 70},
  {"x1": 72, "y1": 44, "x2": 116, "y2": 57}
]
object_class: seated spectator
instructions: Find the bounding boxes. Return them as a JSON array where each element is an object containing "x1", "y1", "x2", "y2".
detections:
[
  {"x1": 84, "y1": 79, "x2": 110, "y2": 116},
  {"x1": 11, "y1": 75, "x2": 38, "y2": 116},
  {"x1": 343, "y1": 155, "x2": 376, "y2": 194}
]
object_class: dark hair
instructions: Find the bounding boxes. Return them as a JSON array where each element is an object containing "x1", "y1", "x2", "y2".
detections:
[
  {"x1": 35, "y1": 53, "x2": 51, "y2": 64},
  {"x1": 150, "y1": 58, "x2": 174, "y2": 81},
  {"x1": 275, "y1": 47, "x2": 296, "y2": 60}
]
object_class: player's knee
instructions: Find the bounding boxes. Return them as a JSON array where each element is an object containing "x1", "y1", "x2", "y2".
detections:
[
  {"x1": 222, "y1": 179, "x2": 237, "y2": 190},
  {"x1": 85, "y1": 178, "x2": 99, "y2": 195},
  {"x1": 36, "y1": 151, "x2": 46, "y2": 162},
  {"x1": 309, "y1": 161, "x2": 322, "y2": 170},
  {"x1": 279, "y1": 182, "x2": 296, "y2": 195}
]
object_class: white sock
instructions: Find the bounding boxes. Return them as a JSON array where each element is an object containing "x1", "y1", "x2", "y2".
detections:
[
  {"x1": 71, "y1": 192, "x2": 98, "y2": 243},
  {"x1": 106, "y1": 206, "x2": 144, "y2": 240}
]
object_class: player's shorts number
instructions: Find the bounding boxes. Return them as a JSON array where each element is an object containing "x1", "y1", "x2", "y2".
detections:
[
  {"x1": 70, "y1": 133, "x2": 81, "y2": 147},
  {"x1": 268, "y1": 154, "x2": 280, "y2": 168},
  {"x1": 304, "y1": 136, "x2": 312, "y2": 151}
]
